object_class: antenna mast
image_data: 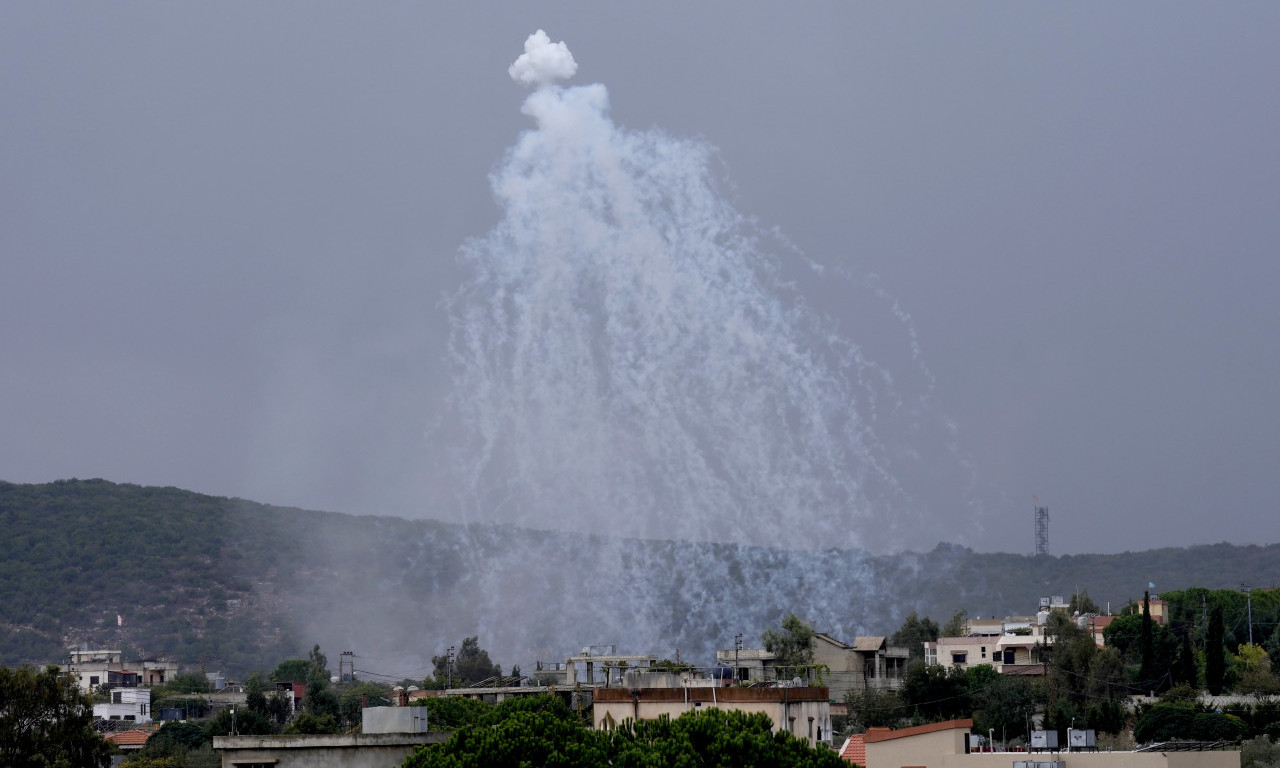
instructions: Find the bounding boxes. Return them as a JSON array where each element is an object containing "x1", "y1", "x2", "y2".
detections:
[{"x1": 1034, "y1": 500, "x2": 1050, "y2": 559}]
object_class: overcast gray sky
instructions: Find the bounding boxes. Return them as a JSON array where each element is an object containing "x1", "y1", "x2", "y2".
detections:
[{"x1": 3, "y1": 3, "x2": 1277, "y2": 556}]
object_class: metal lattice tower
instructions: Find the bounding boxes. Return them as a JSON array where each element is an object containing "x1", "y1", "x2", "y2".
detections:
[{"x1": 1035, "y1": 505, "x2": 1050, "y2": 558}]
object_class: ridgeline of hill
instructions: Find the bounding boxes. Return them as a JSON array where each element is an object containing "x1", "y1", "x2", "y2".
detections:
[{"x1": 2, "y1": 479, "x2": 1278, "y2": 676}]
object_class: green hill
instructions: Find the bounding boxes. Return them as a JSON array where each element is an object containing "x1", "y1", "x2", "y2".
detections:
[{"x1": 2, "y1": 479, "x2": 1277, "y2": 676}]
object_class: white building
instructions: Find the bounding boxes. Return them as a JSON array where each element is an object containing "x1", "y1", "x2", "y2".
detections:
[{"x1": 94, "y1": 687, "x2": 151, "y2": 723}]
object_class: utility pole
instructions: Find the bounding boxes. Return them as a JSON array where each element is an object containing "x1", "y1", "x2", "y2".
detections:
[{"x1": 1241, "y1": 584, "x2": 1254, "y2": 645}]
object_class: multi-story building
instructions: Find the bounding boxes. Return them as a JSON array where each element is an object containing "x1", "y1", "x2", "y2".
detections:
[
  {"x1": 716, "y1": 631, "x2": 909, "y2": 701},
  {"x1": 63, "y1": 648, "x2": 179, "y2": 692}
]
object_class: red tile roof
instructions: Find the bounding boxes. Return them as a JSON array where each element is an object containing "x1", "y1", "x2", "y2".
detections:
[
  {"x1": 862, "y1": 718, "x2": 973, "y2": 743},
  {"x1": 839, "y1": 733, "x2": 866, "y2": 765},
  {"x1": 104, "y1": 730, "x2": 151, "y2": 747}
]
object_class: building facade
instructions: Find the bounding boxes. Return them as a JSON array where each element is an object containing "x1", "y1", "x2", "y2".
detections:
[{"x1": 593, "y1": 685, "x2": 833, "y2": 747}]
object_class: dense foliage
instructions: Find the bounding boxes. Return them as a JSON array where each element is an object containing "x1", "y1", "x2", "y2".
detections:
[
  {"x1": 1133, "y1": 702, "x2": 1246, "y2": 743},
  {"x1": 403, "y1": 694, "x2": 845, "y2": 768},
  {"x1": 888, "y1": 611, "x2": 939, "y2": 662},
  {"x1": 762, "y1": 613, "x2": 816, "y2": 673},
  {"x1": 427, "y1": 636, "x2": 502, "y2": 688},
  {"x1": 0, "y1": 665, "x2": 111, "y2": 768},
  {"x1": 410, "y1": 695, "x2": 497, "y2": 730}
]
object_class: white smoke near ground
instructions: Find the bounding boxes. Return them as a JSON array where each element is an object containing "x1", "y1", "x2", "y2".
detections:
[{"x1": 434, "y1": 31, "x2": 968, "y2": 554}]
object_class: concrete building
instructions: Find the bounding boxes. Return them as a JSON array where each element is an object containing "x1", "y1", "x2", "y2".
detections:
[
  {"x1": 716, "y1": 633, "x2": 908, "y2": 701},
  {"x1": 63, "y1": 648, "x2": 179, "y2": 692},
  {"x1": 93, "y1": 687, "x2": 151, "y2": 723},
  {"x1": 593, "y1": 685, "x2": 834, "y2": 748},
  {"x1": 925, "y1": 634, "x2": 1042, "y2": 672},
  {"x1": 362, "y1": 706, "x2": 429, "y2": 734},
  {"x1": 847, "y1": 719, "x2": 1239, "y2": 768},
  {"x1": 214, "y1": 733, "x2": 448, "y2": 768}
]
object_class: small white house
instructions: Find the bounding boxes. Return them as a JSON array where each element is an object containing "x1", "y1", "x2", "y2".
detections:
[{"x1": 94, "y1": 687, "x2": 151, "y2": 723}]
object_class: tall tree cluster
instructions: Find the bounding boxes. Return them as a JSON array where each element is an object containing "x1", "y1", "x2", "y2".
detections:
[
  {"x1": 0, "y1": 665, "x2": 111, "y2": 768},
  {"x1": 429, "y1": 636, "x2": 502, "y2": 689}
]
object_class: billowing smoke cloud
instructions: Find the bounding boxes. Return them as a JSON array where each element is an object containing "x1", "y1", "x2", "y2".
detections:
[
  {"x1": 383, "y1": 32, "x2": 981, "y2": 665},
  {"x1": 508, "y1": 30, "x2": 578, "y2": 88},
  {"x1": 433, "y1": 32, "x2": 968, "y2": 554}
]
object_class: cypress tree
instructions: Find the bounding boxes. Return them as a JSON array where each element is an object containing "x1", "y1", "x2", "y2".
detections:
[
  {"x1": 1176, "y1": 626, "x2": 1198, "y2": 688},
  {"x1": 1139, "y1": 591, "x2": 1155, "y2": 687},
  {"x1": 1205, "y1": 605, "x2": 1226, "y2": 695}
]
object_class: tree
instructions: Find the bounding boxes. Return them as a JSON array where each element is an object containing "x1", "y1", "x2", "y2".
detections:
[
  {"x1": 1103, "y1": 613, "x2": 1146, "y2": 664},
  {"x1": 1207, "y1": 606, "x2": 1226, "y2": 695},
  {"x1": 409, "y1": 695, "x2": 494, "y2": 730},
  {"x1": 1266, "y1": 624, "x2": 1280, "y2": 678},
  {"x1": 137, "y1": 720, "x2": 209, "y2": 753},
  {"x1": 1175, "y1": 626, "x2": 1199, "y2": 689},
  {"x1": 762, "y1": 613, "x2": 815, "y2": 672},
  {"x1": 650, "y1": 657, "x2": 695, "y2": 674},
  {"x1": 402, "y1": 694, "x2": 846, "y2": 768},
  {"x1": 890, "y1": 612, "x2": 940, "y2": 662},
  {"x1": 941, "y1": 609, "x2": 969, "y2": 638},
  {"x1": 0, "y1": 665, "x2": 111, "y2": 768},
  {"x1": 970, "y1": 674, "x2": 1043, "y2": 742},
  {"x1": 1139, "y1": 591, "x2": 1156, "y2": 685},
  {"x1": 1069, "y1": 589, "x2": 1100, "y2": 615},
  {"x1": 900, "y1": 660, "x2": 969, "y2": 722},
  {"x1": 1242, "y1": 735, "x2": 1280, "y2": 768},
  {"x1": 244, "y1": 671, "x2": 268, "y2": 716},
  {"x1": 207, "y1": 705, "x2": 276, "y2": 737},
  {"x1": 308, "y1": 644, "x2": 328, "y2": 676},
  {"x1": 158, "y1": 672, "x2": 209, "y2": 694},
  {"x1": 271, "y1": 658, "x2": 315, "y2": 684},
  {"x1": 841, "y1": 686, "x2": 904, "y2": 734},
  {"x1": 1236, "y1": 645, "x2": 1280, "y2": 696},
  {"x1": 430, "y1": 636, "x2": 502, "y2": 688},
  {"x1": 129, "y1": 720, "x2": 220, "y2": 768}
]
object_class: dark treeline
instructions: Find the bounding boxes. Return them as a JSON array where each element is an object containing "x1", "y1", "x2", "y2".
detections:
[{"x1": 3, "y1": 479, "x2": 1280, "y2": 675}]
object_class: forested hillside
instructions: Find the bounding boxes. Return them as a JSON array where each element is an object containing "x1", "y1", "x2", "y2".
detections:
[{"x1": 2, "y1": 479, "x2": 1278, "y2": 677}]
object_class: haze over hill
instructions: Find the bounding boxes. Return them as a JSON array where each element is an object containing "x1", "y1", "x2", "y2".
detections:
[{"x1": 3, "y1": 479, "x2": 1278, "y2": 679}]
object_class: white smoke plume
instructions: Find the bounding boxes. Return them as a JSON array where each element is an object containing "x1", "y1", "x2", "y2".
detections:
[
  {"x1": 392, "y1": 31, "x2": 980, "y2": 666},
  {"x1": 508, "y1": 30, "x2": 578, "y2": 88},
  {"x1": 430, "y1": 31, "x2": 975, "y2": 556}
]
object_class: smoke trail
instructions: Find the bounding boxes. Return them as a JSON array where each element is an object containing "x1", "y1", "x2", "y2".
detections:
[{"x1": 435, "y1": 31, "x2": 962, "y2": 553}]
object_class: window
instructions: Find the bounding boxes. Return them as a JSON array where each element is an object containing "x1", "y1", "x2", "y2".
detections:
[
  {"x1": 952, "y1": 652, "x2": 967, "y2": 665},
  {"x1": 90, "y1": 676, "x2": 99, "y2": 687},
  {"x1": 981, "y1": 646, "x2": 986, "y2": 658}
]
